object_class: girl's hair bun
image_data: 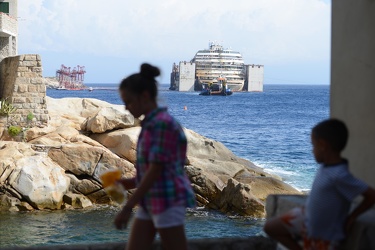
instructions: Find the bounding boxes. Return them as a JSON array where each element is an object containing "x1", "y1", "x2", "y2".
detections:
[{"x1": 140, "y1": 63, "x2": 160, "y2": 79}]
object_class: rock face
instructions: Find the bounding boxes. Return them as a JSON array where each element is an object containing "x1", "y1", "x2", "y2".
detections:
[
  {"x1": 43, "y1": 77, "x2": 59, "y2": 89},
  {"x1": 0, "y1": 97, "x2": 299, "y2": 216},
  {"x1": 87, "y1": 107, "x2": 134, "y2": 133},
  {"x1": 0, "y1": 142, "x2": 70, "y2": 210}
]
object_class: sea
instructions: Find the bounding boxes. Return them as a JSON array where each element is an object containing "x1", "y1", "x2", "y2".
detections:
[{"x1": 0, "y1": 84, "x2": 329, "y2": 247}]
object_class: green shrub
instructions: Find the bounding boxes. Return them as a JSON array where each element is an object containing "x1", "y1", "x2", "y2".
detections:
[
  {"x1": 0, "y1": 98, "x2": 17, "y2": 116},
  {"x1": 27, "y1": 112, "x2": 34, "y2": 121},
  {"x1": 8, "y1": 126, "x2": 22, "y2": 137}
]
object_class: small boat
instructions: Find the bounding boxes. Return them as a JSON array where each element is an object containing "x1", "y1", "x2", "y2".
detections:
[
  {"x1": 199, "y1": 76, "x2": 233, "y2": 96},
  {"x1": 88, "y1": 87, "x2": 93, "y2": 92}
]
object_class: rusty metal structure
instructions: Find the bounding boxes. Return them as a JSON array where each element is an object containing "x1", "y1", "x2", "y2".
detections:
[{"x1": 56, "y1": 64, "x2": 86, "y2": 90}]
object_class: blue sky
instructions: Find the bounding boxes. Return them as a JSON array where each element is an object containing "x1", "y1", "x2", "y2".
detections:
[{"x1": 18, "y1": 0, "x2": 331, "y2": 85}]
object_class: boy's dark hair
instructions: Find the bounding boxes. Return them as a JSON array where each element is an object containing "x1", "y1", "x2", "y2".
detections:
[
  {"x1": 119, "y1": 63, "x2": 160, "y2": 100},
  {"x1": 312, "y1": 119, "x2": 349, "y2": 152}
]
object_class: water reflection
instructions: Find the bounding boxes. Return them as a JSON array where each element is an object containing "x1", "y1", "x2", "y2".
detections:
[{"x1": 0, "y1": 206, "x2": 263, "y2": 247}]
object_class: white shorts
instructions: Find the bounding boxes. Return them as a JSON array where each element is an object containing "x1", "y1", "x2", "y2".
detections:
[{"x1": 135, "y1": 206, "x2": 186, "y2": 229}]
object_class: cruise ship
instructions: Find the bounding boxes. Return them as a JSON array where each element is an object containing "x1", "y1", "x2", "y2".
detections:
[
  {"x1": 170, "y1": 43, "x2": 264, "y2": 93},
  {"x1": 192, "y1": 42, "x2": 245, "y2": 91}
]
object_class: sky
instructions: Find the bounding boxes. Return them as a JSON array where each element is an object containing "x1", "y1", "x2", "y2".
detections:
[{"x1": 18, "y1": 0, "x2": 331, "y2": 85}]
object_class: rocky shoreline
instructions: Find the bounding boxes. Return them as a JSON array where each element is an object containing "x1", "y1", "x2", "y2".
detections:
[
  {"x1": 42, "y1": 77, "x2": 59, "y2": 89},
  {"x1": 0, "y1": 96, "x2": 299, "y2": 216}
]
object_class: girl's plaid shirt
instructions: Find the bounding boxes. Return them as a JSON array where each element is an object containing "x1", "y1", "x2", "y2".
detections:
[{"x1": 136, "y1": 107, "x2": 196, "y2": 214}]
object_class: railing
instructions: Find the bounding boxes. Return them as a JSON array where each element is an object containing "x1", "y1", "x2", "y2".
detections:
[{"x1": 0, "y1": 12, "x2": 17, "y2": 36}]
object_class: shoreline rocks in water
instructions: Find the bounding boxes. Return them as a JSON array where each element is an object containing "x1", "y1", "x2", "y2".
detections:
[{"x1": 0, "y1": 96, "x2": 300, "y2": 216}]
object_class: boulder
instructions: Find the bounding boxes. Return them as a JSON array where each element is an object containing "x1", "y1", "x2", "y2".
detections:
[
  {"x1": 9, "y1": 155, "x2": 70, "y2": 210},
  {"x1": 234, "y1": 173, "x2": 298, "y2": 201},
  {"x1": 46, "y1": 97, "x2": 138, "y2": 131},
  {"x1": 63, "y1": 193, "x2": 93, "y2": 209},
  {"x1": 219, "y1": 178, "x2": 265, "y2": 217},
  {"x1": 86, "y1": 107, "x2": 134, "y2": 133},
  {"x1": 24, "y1": 125, "x2": 57, "y2": 142},
  {"x1": 90, "y1": 127, "x2": 140, "y2": 163},
  {"x1": 75, "y1": 179, "x2": 101, "y2": 195},
  {"x1": 48, "y1": 143, "x2": 103, "y2": 176},
  {"x1": 93, "y1": 151, "x2": 135, "y2": 182},
  {"x1": 185, "y1": 128, "x2": 277, "y2": 179}
]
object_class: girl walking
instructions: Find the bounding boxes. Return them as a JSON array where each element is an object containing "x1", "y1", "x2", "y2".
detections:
[{"x1": 114, "y1": 63, "x2": 196, "y2": 250}]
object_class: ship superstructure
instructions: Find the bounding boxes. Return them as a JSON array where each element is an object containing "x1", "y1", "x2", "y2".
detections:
[
  {"x1": 170, "y1": 42, "x2": 263, "y2": 92},
  {"x1": 192, "y1": 42, "x2": 245, "y2": 91}
]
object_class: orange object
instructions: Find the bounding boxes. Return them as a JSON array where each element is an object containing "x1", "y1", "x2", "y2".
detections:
[{"x1": 100, "y1": 169, "x2": 122, "y2": 188}]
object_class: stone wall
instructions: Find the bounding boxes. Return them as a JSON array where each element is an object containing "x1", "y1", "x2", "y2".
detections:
[
  {"x1": 0, "y1": 54, "x2": 49, "y2": 127},
  {"x1": 0, "y1": 237, "x2": 276, "y2": 250}
]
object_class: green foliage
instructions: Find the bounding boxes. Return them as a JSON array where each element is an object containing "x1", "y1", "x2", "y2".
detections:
[
  {"x1": 0, "y1": 98, "x2": 17, "y2": 116},
  {"x1": 27, "y1": 112, "x2": 34, "y2": 121},
  {"x1": 8, "y1": 126, "x2": 22, "y2": 137}
]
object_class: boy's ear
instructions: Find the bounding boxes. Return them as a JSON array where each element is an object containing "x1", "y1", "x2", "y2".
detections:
[
  {"x1": 316, "y1": 138, "x2": 328, "y2": 149},
  {"x1": 318, "y1": 138, "x2": 330, "y2": 150}
]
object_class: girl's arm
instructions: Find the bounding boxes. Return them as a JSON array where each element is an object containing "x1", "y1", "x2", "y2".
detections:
[
  {"x1": 345, "y1": 187, "x2": 375, "y2": 232},
  {"x1": 114, "y1": 163, "x2": 163, "y2": 229}
]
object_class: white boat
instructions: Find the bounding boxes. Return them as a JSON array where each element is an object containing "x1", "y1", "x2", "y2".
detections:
[
  {"x1": 88, "y1": 87, "x2": 93, "y2": 92},
  {"x1": 192, "y1": 42, "x2": 245, "y2": 91}
]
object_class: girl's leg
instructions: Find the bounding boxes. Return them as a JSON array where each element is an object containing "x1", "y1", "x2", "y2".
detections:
[
  {"x1": 126, "y1": 218, "x2": 156, "y2": 250},
  {"x1": 158, "y1": 225, "x2": 188, "y2": 250}
]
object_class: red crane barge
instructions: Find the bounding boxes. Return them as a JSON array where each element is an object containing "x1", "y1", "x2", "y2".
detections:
[{"x1": 56, "y1": 64, "x2": 86, "y2": 90}]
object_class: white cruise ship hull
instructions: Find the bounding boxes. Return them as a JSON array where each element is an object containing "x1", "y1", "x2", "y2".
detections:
[{"x1": 192, "y1": 43, "x2": 245, "y2": 91}]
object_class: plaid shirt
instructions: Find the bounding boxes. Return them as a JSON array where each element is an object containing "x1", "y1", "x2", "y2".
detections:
[{"x1": 136, "y1": 107, "x2": 196, "y2": 214}]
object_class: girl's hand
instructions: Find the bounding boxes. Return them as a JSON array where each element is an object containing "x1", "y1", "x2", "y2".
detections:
[{"x1": 114, "y1": 205, "x2": 133, "y2": 230}]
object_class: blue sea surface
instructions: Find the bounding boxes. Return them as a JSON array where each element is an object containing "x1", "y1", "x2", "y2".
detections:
[{"x1": 0, "y1": 84, "x2": 329, "y2": 247}]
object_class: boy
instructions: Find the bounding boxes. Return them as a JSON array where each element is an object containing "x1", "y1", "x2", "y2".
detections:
[{"x1": 264, "y1": 119, "x2": 375, "y2": 250}]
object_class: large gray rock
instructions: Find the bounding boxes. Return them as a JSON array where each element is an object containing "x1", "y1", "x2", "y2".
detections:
[
  {"x1": 90, "y1": 127, "x2": 140, "y2": 163},
  {"x1": 46, "y1": 97, "x2": 138, "y2": 132},
  {"x1": 86, "y1": 107, "x2": 134, "y2": 133},
  {"x1": 63, "y1": 193, "x2": 93, "y2": 209},
  {"x1": 9, "y1": 155, "x2": 70, "y2": 210},
  {"x1": 48, "y1": 143, "x2": 103, "y2": 176},
  {"x1": 219, "y1": 178, "x2": 265, "y2": 217}
]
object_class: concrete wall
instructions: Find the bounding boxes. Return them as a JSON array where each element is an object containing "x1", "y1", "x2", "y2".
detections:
[
  {"x1": 246, "y1": 65, "x2": 264, "y2": 92},
  {"x1": 0, "y1": 54, "x2": 49, "y2": 127},
  {"x1": 0, "y1": 0, "x2": 18, "y2": 18},
  {"x1": 266, "y1": 195, "x2": 375, "y2": 250},
  {"x1": 0, "y1": 0, "x2": 18, "y2": 61},
  {"x1": 178, "y1": 61, "x2": 195, "y2": 92},
  {"x1": 330, "y1": 0, "x2": 375, "y2": 186}
]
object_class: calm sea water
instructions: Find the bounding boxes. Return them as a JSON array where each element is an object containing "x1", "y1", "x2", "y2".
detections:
[{"x1": 0, "y1": 84, "x2": 329, "y2": 247}]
